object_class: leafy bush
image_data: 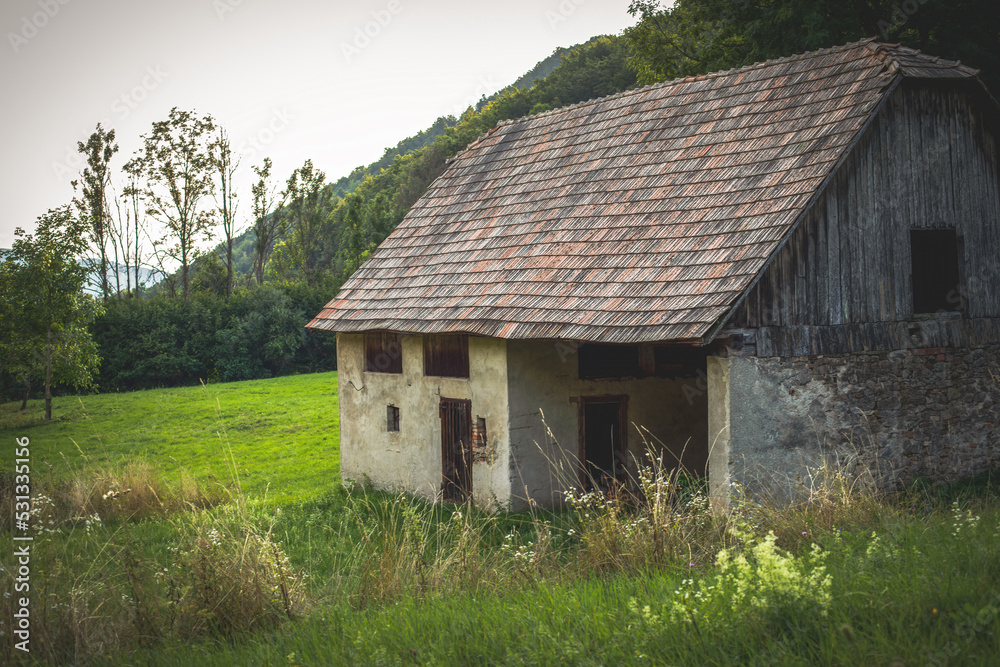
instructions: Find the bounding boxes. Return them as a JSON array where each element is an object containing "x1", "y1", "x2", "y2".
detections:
[
  {"x1": 213, "y1": 286, "x2": 305, "y2": 381},
  {"x1": 89, "y1": 283, "x2": 336, "y2": 391}
]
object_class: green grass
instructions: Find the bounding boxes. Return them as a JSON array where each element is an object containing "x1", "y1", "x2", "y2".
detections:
[
  {"x1": 108, "y1": 501, "x2": 1000, "y2": 666},
  {"x1": 0, "y1": 373, "x2": 340, "y2": 505},
  {"x1": 2, "y1": 375, "x2": 999, "y2": 666}
]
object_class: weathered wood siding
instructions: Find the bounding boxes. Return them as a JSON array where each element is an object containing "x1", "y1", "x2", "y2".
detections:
[{"x1": 730, "y1": 82, "x2": 1000, "y2": 337}]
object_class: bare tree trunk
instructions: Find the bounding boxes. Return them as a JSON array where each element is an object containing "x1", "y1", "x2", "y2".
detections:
[
  {"x1": 227, "y1": 236, "x2": 233, "y2": 297},
  {"x1": 134, "y1": 193, "x2": 142, "y2": 296},
  {"x1": 20, "y1": 380, "x2": 30, "y2": 411},
  {"x1": 181, "y1": 234, "x2": 189, "y2": 300}
]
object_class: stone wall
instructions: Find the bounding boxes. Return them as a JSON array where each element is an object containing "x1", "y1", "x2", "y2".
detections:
[{"x1": 715, "y1": 345, "x2": 1000, "y2": 503}]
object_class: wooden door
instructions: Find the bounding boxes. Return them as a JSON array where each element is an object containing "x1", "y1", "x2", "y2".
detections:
[
  {"x1": 578, "y1": 395, "x2": 628, "y2": 492},
  {"x1": 440, "y1": 398, "x2": 473, "y2": 501}
]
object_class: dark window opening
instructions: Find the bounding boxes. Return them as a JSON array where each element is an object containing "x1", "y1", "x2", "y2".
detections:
[
  {"x1": 365, "y1": 332, "x2": 403, "y2": 374},
  {"x1": 911, "y1": 229, "x2": 961, "y2": 314},
  {"x1": 578, "y1": 344, "x2": 641, "y2": 379},
  {"x1": 386, "y1": 405, "x2": 400, "y2": 432},
  {"x1": 578, "y1": 343, "x2": 707, "y2": 380},
  {"x1": 424, "y1": 334, "x2": 470, "y2": 378},
  {"x1": 653, "y1": 346, "x2": 709, "y2": 378}
]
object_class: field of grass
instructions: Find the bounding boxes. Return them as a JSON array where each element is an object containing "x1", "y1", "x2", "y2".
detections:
[
  {"x1": 2, "y1": 375, "x2": 999, "y2": 666},
  {"x1": 0, "y1": 372, "x2": 340, "y2": 505}
]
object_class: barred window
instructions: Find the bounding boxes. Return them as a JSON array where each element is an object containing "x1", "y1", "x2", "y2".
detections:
[{"x1": 387, "y1": 405, "x2": 400, "y2": 432}]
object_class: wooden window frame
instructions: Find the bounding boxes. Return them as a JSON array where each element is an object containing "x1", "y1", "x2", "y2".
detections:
[
  {"x1": 365, "y1": 332, "x2": 403, "y2": 374},
  {"x1": 424, "y1": 334, "x2": 470, "y2": 379}
]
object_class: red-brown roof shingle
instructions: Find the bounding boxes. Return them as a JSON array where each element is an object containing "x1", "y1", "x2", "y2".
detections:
[{"x1": 308, "y1": 39, "x2": 979, "y2": 343}]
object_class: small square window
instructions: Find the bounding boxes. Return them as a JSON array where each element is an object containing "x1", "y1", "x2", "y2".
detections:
[
  {"x1": 387, "y1": 405, "x2": 400, "y2": 433},
  {"x1": 911, "y1": 229, "x2": 961, "y2": 314},
  {"x1": 473, "y1": 417, "x2": 487, "y2": 448}
]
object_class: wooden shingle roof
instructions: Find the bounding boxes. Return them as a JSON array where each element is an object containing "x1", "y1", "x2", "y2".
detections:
[{"x1": 308, "y1": 39, "x2": 980, "y2": 344}]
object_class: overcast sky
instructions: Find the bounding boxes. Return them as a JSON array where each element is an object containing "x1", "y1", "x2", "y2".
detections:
[{"x1": 1, "y1": 0, "x2": 638, "y2": 248}]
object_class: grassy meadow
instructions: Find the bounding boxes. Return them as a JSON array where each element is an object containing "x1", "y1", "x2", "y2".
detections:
[
  {"x1": 0, "y1": 372, "x2": 340, "y2": 505},
  {"x1": 1, "y1": 374, "x2": 999, "y2": 666}
]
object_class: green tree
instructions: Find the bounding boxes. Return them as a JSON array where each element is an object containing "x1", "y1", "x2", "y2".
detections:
[
  {"x1": 250, "y1": 158, "x2": 286, "y2": 285},
  {"x1": 128, "y1": 108, "x2": 217, "y2": 300},
  {"x1": 0, "y1": 207, "x2": 102, "y2": 419},
  {"x1": 271, "y1": 160, "x2": 333, "y2": 287},
  {"x1": 213, "y1": 285, "x2": 306, "y2": 381},
  {"x1": 72, "y1": 123, "x2": 118, "y2": 299},
  {"x1": 625, "y1": 1, "x2": 1000, "y2": 89}
]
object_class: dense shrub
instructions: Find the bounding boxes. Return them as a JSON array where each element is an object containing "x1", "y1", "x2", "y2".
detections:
[{"x1": 89, "y1": 283, "x2": 336, "y2": 391}]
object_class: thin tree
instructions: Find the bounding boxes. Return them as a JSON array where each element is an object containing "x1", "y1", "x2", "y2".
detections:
[
  {"x1": 122, "y1": 158, "x2": 149, "y2": 296},
  {"x1": 250, "y1": 157, "x2": 286, "y2": 285},
  {"x1": 130, "y1": 108, "x2": 217, "y2": 299},
  {"x1": 72, "y1": 124, "x2": 118, "y2": 299},
  {"x1": 211, "y1": 127, "x2": 239, "y2": 297}
]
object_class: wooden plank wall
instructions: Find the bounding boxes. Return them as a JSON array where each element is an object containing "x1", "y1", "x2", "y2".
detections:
[{"x1": 730, "y1": 81, "x2": 1000, "y2": 341}]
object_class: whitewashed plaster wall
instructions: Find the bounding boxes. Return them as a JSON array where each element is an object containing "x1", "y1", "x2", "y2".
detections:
[{"x1": 337, "y1": 333, "x2": 511, "y2": 506}]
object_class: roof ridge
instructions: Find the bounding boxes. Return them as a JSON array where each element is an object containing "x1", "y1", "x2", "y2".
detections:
[
  {"x1": 871, "y1": 40, "x2": 980, "y2": 76},
  {"x1": 495, "y1": 38, "x2": 881, "y2": 129},
  {"x1": 446, "y1": 39, "x2": 880, "y2": 166}
]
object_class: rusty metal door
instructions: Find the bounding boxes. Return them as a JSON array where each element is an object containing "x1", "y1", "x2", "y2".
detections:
[{"x1": 440, "y1": 398, "x2": 473, "y2": 502}]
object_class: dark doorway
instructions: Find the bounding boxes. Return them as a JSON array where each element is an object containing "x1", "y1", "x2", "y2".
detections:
[
  {"x1": 579, "y1": 396, "x2": 627, "y2": 491},
  {"x1": 439, "y1": 397, "x2": 472, "y2": 501}
]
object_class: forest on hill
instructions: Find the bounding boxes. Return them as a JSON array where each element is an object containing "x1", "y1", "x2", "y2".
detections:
[{"x1": 3, "y1": 0, "x2": 998, "y2": 404}]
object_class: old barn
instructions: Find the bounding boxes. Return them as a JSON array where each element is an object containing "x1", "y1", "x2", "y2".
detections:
[{"x1": 307, "y1": 39, "x2": 1000, "y2": 508}]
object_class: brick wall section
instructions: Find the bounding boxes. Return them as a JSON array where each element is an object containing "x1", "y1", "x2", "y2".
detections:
[{"x1": 756, "y1": 344, "x2": 1000, "y2": 487}]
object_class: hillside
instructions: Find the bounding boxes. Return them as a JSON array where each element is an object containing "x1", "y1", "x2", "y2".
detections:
[
  {"x1": 329, "y1": 43, "x2": 574, "y2": 200},
  {"x1": 188, "y1": 35, "x2": 636, "y2": 293}
]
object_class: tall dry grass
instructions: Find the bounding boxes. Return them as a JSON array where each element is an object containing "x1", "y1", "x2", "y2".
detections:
[{"x1": 0, "y1": 462, "x2": 304, "y2": 665}]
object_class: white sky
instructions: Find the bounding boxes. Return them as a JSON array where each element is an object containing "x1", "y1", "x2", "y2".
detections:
[{"x1": 0, "y1": 0, "x2": 639, "y2": 248}]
